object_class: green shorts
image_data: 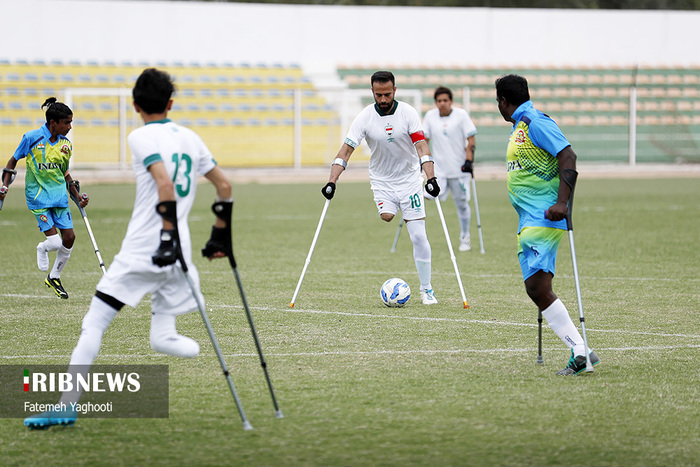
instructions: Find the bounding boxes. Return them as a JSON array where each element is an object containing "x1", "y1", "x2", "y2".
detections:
[
  {"x1": 517, "y1": 226, "x2": 565, "y2": 281},
  {"x1": 32, "y1": 207, "x2": 73, "y2": 232}
]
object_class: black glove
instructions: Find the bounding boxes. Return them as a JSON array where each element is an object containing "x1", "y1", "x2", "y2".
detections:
[
  {"x1": 202, "y1": 226, "x2": 230, "y2": 258},
  {"x1": 152, "y1": 229, "x2": 178, "y2": 267},
  {"x1": 425, "y1": 177, "x2": 440, "y2": 198},
  {"x1": 321, "y1": 182, "x2": 336, "y2": 200},
  {"x1": 461, "y1": 160, "x2": 473, "y2": 174}
]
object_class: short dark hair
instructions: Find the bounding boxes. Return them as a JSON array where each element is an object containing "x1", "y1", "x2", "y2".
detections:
[
  {"x1": 371, "y1": 70, "x2": 395, "y2": 87},
  {"x1": 133, "y1": 68, "x2": 175, "y2": 114},
  {"x1": 434, "y1": 86, "x2": 453, "y2": 101},
  {"x1": 41, "y1": 97, "x2": 72, "y2": 123},
  {"x1": 495, "y1": 74, "x2": 530, "y2": 107}
]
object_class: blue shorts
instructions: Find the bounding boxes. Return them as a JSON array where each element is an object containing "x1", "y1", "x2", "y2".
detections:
[
  {"x1": 32, "y1": 207, "x2": 73, "y2": 232},
  {"x1": 517, "y1": 226, "x2": 565, "y2": 281}
]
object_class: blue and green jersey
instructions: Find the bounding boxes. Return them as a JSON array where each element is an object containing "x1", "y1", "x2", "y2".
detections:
[
  {"x1": 12, "y1": 124, "x2": 72, "y2": 210},
  {"x1": 505, "y1": 101, "x2": 570, "y2": 233}
]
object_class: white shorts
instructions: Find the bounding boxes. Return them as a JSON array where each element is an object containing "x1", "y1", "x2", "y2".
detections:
[
  {"x1": 96, "y1": 254, "x2": 204, "y2": 316},
  {"x1": 425, "y1": 174, "x2": 471, "y2": 203},
  {"x1": 372, "y1": 179, "x2": 426, "y2": 221}
]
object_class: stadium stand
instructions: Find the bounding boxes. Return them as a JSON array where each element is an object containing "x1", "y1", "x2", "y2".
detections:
[
  {"x1": 0, "y1": 60, "x2": 341, "y2": 167},
  {"x1": 338, "y1": 65, "x2": 700, "y2": 163}
]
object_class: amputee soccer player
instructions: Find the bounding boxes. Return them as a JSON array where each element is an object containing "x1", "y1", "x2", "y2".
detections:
[
  {"x1": 321, "y1": 71, "x2": 441, "y2": 305},
  {"x1": 495, "y1": 74, "x2": 600, "y2": 375},
  {"x1": 0, "y1": 98, "x2": 89, "y2": 299},
  {"x1": 24, "y1": 68, "x2": 233, "y2": 429},
  {"x1": 422, "y1": 86, "x2": 478, "y2": 252}
]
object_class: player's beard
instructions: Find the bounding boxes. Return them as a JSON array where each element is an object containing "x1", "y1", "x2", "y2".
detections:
[{"x1": 377, "y1": 99, "x2": 393, "y2": 112}]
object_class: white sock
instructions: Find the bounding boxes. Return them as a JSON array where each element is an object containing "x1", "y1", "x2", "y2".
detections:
[
  {"x1": 541, "y1": 299, "x2": 586, "y2": 355},
  {"x1": 50, "y1": 245, "x2": 72, "y2": 279},
  {"x1": 457, "y1": 204, "x2": 471, "y2": 238},
  {"x1": 406, "y1": 220, "x2": 432, "y2": 290},
  {"x1": 150, "y1": 313, "x2": 200, "y2": 358},
  {"x1": 59, "y1": 295, "x2": 119, "y2": 406},
  {"x1": 40, "y1": 234, "x2": 63, "y2": 252}
]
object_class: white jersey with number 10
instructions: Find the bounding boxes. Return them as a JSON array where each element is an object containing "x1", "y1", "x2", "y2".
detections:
[{"x1": 344, "y1": 101, "x2": 424, "y2": 192}]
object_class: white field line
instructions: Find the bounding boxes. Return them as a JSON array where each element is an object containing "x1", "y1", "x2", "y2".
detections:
[
  {"x1": 3, "y1": 344, "x2": 700, "y2": 360},
  {"x1": 228, "y1": 304, "x2": 700, "y2": 340},
  {"x1": 0, "y1": 293, "x2": 698, "y2": 340},
  {"x1": 2, "y1": 271, "x2": 698, "y2": 283}
]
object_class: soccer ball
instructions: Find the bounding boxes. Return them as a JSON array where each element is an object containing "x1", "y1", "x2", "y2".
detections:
[{"x1": 380, "y1": 278, "x2": 411, "y2": 307}]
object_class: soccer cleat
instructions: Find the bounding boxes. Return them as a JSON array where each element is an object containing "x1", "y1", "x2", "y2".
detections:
[
  {"x1": 36, "y1": 243, "x2": 49, "y2": 271},
  {"x1": 556, "y1": 348, "x2": 600, "y2": 375},
  {"x1": 24, "y1": 409, "x2": 77, "y2": 429},
  {"x1": 420, "y1": 288, "x2": 438, "y2": 305},
  {"x1": 45, "y1": 276, "x2": 69, "y2": 299},
  {"x1": 459, "y1": 233, "x2": 471, "y2": 252}
]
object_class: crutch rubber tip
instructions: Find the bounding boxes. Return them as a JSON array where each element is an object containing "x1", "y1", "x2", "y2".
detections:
[
  {"x1": 243, "y1": 421, "x2": 254, "y2": 431},
  {"x1": 536, "y1": 356, "x2": 544, "y2": 365},
  {"x1": 463, "y1": 302, "x2": 469, "y2": 309},
  {"x1": 275, "y1": 410, "x2": 284, "y2": 419}
]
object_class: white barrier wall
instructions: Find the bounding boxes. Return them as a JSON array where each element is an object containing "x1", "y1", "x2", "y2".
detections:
[{"x1": 2, "y1": 0, "x2": 699, "y2": 69}]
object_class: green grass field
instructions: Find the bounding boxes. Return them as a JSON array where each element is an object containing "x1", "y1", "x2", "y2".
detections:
[{"x1": 0, "y1": 176, "x2": 698, "y2": 466}]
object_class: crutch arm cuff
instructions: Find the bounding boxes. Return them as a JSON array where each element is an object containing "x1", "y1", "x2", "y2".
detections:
[{"x1": 211, "y1": 200, "x2": 233, "y2": 224}]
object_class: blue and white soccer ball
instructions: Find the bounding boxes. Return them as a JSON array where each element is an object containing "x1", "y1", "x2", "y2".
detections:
[{"x1": 380, "y1": 278, "x2": 411, "y2": 307}]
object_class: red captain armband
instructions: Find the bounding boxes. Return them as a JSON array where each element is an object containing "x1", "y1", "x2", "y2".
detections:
[{"x1": 410, "y1": 131, "x2": 426, "y2": 144}]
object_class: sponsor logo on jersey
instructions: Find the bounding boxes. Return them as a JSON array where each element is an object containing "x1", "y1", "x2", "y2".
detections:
[
  {"x1": 60, "y1": 144, "x2": 70, "y2": 155},
  {"x1": 37, "y1": 162, "x2": 63, "y2": 171},
  {"x1": 514, "y1": 128, "x2": 526, "y2": 145},
  {"x1": 507, "y1": 160, "x2": 523, "y2": 172}
]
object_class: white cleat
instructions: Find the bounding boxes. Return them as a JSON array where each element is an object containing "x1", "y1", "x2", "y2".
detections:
[
  {"x1": 420, "y1": 288, "x2": 438, "y2": 305},
  {"x1": 459, "y1": 234, "x2": 471, "y2": 252},
  {"x1": 36, "y1": 243, "x2": 49, "y2": 271}
]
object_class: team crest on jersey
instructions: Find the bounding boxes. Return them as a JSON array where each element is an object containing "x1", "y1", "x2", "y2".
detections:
[
  {"x1": 385, "y1": 124, "x2": 395, "y2": 143},
  {"x1": 39, "y1": 214, "x2": 48, "y2": 223},
  {"x1": 514, "y1": 129, "x2": 526, "y2": 145},
  {"x1": 60, "y1": 144, "x2": 70, "y2": 155}
]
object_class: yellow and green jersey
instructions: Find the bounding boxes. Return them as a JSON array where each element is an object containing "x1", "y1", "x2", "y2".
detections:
[
  {"x1": 505, "y1": 101, "x2": 570, "y2": 233},
  {"x1": 12, "y1": 124, "x2": 72, "y2": 210}
]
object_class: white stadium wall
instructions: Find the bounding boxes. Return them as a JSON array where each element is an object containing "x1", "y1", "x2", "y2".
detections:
[
  {"x1": 1, "y1": 0, "x2": 699, "y2": 69},
  {"x1": 2, "y1": 0, "x2": 700, "y2": 168}
]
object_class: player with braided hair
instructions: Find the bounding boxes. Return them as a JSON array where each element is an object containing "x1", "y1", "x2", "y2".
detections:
[{"x1": 0, "y1": 97, "x2": 89, "y2": 299}]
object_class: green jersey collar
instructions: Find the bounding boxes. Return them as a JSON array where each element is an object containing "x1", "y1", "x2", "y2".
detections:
[
  {"x1": 146, "y1": 118, "x2": 172, "y2": 125},
  {"x1": 374, "y1": 101, "x2": 398, "y2": 116}
]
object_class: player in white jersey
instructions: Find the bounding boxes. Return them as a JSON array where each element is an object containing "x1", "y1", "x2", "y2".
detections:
[
  {"x1": 24, "y1": 68, "x2": 233, "y2": 429},
  {"x1": 423, "y1": 86, "x2": 478, "y2": 251},
  {"x1": 322, "y1": 71, "x2": 441, "y2": 305}
]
